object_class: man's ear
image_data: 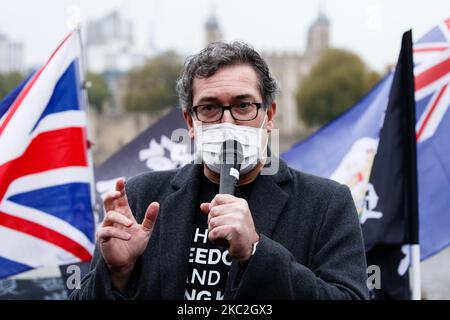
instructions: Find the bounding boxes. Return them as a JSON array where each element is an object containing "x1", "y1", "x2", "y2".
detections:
[
  {"x1": 266, "y1": 102, "x2": 277, "y2": 133},
  {"x1": 183, "y1": 110, "x2": 195, "y2": 139}
]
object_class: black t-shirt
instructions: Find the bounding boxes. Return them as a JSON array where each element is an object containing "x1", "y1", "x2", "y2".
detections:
[{"x1": 184, "y1": 174, "x2": 254, "y2": 300}]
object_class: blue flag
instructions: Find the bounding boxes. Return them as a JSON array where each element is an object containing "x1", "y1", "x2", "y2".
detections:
[{"x1": 283, "y1": 19, "x2": 450, "y2": 262}]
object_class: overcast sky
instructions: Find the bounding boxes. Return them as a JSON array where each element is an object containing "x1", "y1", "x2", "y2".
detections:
[{"x1": 0, "y1": 0, "x2": 448, "y2": 73}]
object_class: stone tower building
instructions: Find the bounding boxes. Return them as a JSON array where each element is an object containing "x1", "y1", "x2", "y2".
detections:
[{"x1": 204, "y1": 9, "x2": 331, "y2": 147}]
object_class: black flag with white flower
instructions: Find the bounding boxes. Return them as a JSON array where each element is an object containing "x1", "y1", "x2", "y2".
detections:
[
  {"x1": 361, "y1": 30, "x2": 418, "y2": 300},
  {"x1": 94, "y1": 107, "x2": 192, "y2": 221}
]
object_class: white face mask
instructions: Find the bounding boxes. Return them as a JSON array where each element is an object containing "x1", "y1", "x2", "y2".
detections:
[{"x1": 193, "y1": 116, "x2": 268, "y2": 175}]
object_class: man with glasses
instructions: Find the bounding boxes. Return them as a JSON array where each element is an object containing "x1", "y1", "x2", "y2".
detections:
[{"x1": 71, "y1": 42, "x2": 368, "y2": 300}]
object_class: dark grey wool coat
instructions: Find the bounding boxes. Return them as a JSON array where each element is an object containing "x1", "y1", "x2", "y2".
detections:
[{"x1": 70, "y1": 159, "x2": 368, "y2": 300}]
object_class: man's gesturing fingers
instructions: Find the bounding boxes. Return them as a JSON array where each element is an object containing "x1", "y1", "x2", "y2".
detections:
[
  {"x1": 102, "y1": 190, "x2": 121, "y2": 212},
  {"x1": 142, "y1": 202, "x2": 159, "y2": 232},
  {"x1": 102, "y1": 211, "x2": 133, "y2": 228},
  {"x1": 103, "y1": 178, "x2": 134, "y2": 218},
  {"x1": 96, "y1": 226, "x2": 131, "y2": 242}
]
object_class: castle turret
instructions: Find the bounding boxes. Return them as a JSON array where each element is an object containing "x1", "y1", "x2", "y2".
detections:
[
  {"x1": 205, "y1": 13, "x2": 223, "y2": 46},
  {"x1": 305, "y1": 7, "x2": 330, "y2": 57}
]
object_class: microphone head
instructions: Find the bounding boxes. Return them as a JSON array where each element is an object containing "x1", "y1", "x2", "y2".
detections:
[{"x1": 219, "y1": 139, "x2": 244, "y2": 167}]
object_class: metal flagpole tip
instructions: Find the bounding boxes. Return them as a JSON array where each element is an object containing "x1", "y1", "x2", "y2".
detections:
[
  {"x1": 82, "y1": 81, "x2": 92, "y2": 90},
  {"x1": 66, "y1": 5, "x2": 82, "y2": 31}
]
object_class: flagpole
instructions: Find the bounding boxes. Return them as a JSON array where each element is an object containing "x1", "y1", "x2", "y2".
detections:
[
  {"x1": 404, "y1": 30, "x2": 421, "y2": 300},
  {"x1": 75, "y1": 26, "x2": 98, "y2": 228},
  {"x1": 411, "y1": 245, "x2": 421, "y2": 299}
]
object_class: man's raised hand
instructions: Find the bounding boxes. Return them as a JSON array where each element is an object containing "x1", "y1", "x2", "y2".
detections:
[{"x1": 97, "y1": 178, "x2": 159, "y2": 291}]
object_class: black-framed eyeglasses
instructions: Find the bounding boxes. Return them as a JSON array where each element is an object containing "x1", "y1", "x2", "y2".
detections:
[{"x1": 192, "y1": 102, "x2": 263, "y2": 123}]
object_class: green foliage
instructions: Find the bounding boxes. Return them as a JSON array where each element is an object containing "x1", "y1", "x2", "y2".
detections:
[
  {"x1": 86, "y1": 72, "x2": 111, "y2": 112},
  {"x1": 124, "y1": 51, "x2": 182, "y2": 114},
  {"x1": 0, "y1": 72, "x2": 24, "y2": 100},
  {"x1": 296, "y1": 49, "x2": 381, "y2": 127}
]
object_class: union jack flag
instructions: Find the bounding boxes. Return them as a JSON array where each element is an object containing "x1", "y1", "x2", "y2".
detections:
[
  {"x1": 413, "y1": 18, "x2": 450, "y2": 259},
  {"x1": 415, "y1": 18, "x2": 450, "y2": 142},
  {"x1": 0, "y1": 31, "x2": 95, "y2": 279}
]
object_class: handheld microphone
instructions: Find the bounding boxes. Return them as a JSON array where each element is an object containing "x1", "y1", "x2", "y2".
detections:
[
  {"x1": 214, "y1": 140, "x2": 243, "y2": 248},
  {"x1": 219, "y1": 139, "x2": 244, "y2": 195}
]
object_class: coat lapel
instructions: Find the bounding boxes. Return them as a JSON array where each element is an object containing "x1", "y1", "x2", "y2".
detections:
[
  {"x1": 225, "y1": 159, "x2": 292, "y2": 297},
  {"x1": 159, "y1": 164, "x2": 203, "y2": 299},
  {"x1": 248, "y1": 159, "x2": 292, "y2": 237}
]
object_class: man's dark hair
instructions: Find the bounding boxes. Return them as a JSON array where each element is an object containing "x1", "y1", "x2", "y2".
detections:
[{"x1": 176, "y1": 41, "x2": 279, "y2": 113}]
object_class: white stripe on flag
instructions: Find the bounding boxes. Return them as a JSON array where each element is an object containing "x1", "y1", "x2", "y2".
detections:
[
  {"x1": 0, "y1": 226, "x2": 80, "y2": 268},
  {"x1": 416, "y1": 84, "x2": 450, "y2": 143},
  {"x1": 0, "y1": 200, "x2": 94, "y2": 256},
  {"x1": 415, "y1": 74, "x2": 450, "y2": 101},
  {"x1": 414, "y1": 50, "x2": 450, "y2": 100},
  {"x1": 414, "y1": 50, "x2": 450, "y2": 76},
  {"x1": 30, "y1": 110, "x2": 87, "y2": 141},
  {"x1": 4, "y1": 166, "x2": 90, "y2": 199},
  {"x1": 414, "y1": 41, "x2": 449, "y2": 50},
  {"x1": 414, "y1": 51, "x2": 447, "y2": 67},
  {"x1": 439, "y1": 20, "x2": 450, "y2": 43}
]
